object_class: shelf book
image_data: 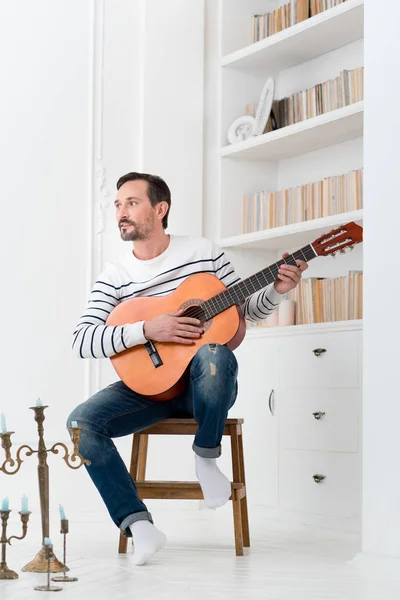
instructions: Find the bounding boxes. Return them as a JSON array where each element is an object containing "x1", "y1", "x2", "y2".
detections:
[
  {"x1": 246, "y1": 270, "x2": 363, "y2": 328},
  {"x1": 252, "y1": 0, "x2": 348, "y2": 43},
  {"x1": 243, "y1": 168, "x2": 363, "y2": 233},
  {"x1": 245, "y1": 66, "x2": 364, "y2": 134}
]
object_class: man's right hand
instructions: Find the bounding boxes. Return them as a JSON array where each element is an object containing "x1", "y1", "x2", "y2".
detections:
[{"x1": 143, "y1": 309, "x2": 204, "y2": 345}]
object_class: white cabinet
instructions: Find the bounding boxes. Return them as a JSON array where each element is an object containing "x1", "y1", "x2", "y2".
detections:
[
  {"x1": 232, "y1": 336, "x2": 279, "y2": 508},
  {"x1": 279, "y1": 449, "x2": 361, "y2": 518},
  {"x1": 279, "y1": 388, "x2": 360, "y2": 453},
  {"x1": 234, "y1": 321, "x2": 362, "y2": 524},
  {"x1": 278, "y1": 330, "x2": 361, "y2": 389}
]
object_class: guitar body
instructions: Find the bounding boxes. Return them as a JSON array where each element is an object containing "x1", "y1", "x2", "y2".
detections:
[{"x1": 106, "y1": 272, "x2": 246, "y2": 401}]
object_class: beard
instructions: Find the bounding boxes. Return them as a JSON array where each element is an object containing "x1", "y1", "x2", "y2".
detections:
[{"x1": 119, "y1": 218, "x2": 154, "y2": 241}]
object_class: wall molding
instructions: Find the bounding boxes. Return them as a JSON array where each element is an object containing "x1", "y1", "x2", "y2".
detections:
[{"x1": 85, "y1": 0, "x2": 106, "y2": 399}]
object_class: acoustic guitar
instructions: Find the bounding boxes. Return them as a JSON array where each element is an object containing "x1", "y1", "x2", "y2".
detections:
[{"x1": 107, "y1": 221, "x2": 363, "y2": 401}]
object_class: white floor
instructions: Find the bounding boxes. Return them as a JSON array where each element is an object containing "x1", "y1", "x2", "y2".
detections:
[{"x1": 2, "y1": 504, "x2": 400, "y2": 600}]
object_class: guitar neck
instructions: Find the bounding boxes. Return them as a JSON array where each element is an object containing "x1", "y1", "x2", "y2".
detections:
[{"x1": 202, "y1": 243, "x2": 317, "y2": 320}]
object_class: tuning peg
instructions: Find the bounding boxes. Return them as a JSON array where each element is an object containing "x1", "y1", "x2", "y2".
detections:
[
  {"x1": 340, "y1": 249, "x2": 346, "y2": 254},
  {"x1": 349, "y1": 245, "x2": 354, "y2": 251},
  {"x1": 332, "y1": 252, "x2": 336, "y2": 257}
]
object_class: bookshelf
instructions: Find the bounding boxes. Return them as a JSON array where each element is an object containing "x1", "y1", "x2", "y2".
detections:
[
  {"x1": 218, "y1": 209, "x2": 363, "y2": 251},
  {"x1": 217, "y1": 0, "x2": 364, "y2": 330},
  {"x1": 220, "y1": 101, "x2": 363, "y2": 160},
  {"x1": 221, "y1": 0, "x2": 363, "y2": 71},
  {"x1": 213, "y1": 0, "x2": 364, "y2": 528}
]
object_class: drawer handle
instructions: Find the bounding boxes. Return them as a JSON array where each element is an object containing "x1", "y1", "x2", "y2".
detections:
[
  {"x1": 313, "y1": 411, "x2": 326, "y2": 420},
  {"x1": 313, "y1": 348, "x2": 327, "y2": 357},
  {"x1": 268, "y1": 389, "x2": 275, "y2": 416},
  {"x1": 313, "y1": 474, "x2": 326, "y2": 484}
]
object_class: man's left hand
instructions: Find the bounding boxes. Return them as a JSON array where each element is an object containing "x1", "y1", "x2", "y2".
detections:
[{"x1": 274, "y1": 252, "x2": 308, "y2": 295}]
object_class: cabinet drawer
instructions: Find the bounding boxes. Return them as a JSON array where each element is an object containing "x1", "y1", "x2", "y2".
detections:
[
  {"x1": 279, "y1": 449, "x2": 361, "y2": 518},
  {"x1": 279, "y1": 388, "x2": 360, "y2": 452},
  {"x1": 279, "y1": 331, "x2": 361, "y2": 388}
]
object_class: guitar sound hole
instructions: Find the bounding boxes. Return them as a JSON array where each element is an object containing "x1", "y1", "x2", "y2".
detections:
[
  {"x1": 179, "y1": 300, "x2": 211, "y2": 331},
  {"x1": 182, "y1": 304, "x2": 206, "y2": 323}
]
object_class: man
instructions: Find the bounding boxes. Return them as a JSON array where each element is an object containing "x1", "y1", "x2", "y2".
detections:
[{"x1": 68, "y1": 172, "x2": 307, "y2": 566}]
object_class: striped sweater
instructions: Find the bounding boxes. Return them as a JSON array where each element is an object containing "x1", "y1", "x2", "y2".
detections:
[{"x1": 73, "y1": 234, "x2": 283, "y2": 359}]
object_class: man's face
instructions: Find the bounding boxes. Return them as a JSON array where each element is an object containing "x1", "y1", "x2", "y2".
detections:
[{"x1": 114, "y1": 180, "x2": 158, "y2": 241}]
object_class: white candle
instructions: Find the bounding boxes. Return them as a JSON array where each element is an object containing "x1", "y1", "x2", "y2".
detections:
[
  {"x1": 71, "y1": 421, "x2": 78, "y2": 428},
  {"x1": 36, "y1": 398, "x2": 43, "y2": 407},
  {"x1": 44, "y1": 537, "x2": 52, "y2": 546},
  {"x1": 1, "y1": 497, "x2": 9, "y2": 511},
  {"x1": 21, "y1": 494, "x2": 29, "y2": 514},
  {"x1": 0, "y1": 413, "x2": 6, "y2": 434}
]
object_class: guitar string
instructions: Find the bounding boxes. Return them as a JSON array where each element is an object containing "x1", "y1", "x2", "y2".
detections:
[{"x1": 178, "y1": 249, "x2": 310, "y2": 322}]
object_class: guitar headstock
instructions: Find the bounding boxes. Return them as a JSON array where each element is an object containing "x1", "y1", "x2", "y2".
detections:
[{"x1": 312, "y1": 221, "x2": 363, "y2": 257}]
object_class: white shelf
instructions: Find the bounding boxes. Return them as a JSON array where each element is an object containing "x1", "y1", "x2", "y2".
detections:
[
  {"x1": 221, "y1": 101, "x2": 363, "y2": 161},
  {"x1": 218, "y1": 209, "x2": 363, "y2": 251},
  {"x1": 244, "y1": 319, "x2": 362, "y2": 338},
  {"x1": 221, "y1": 0, "x2": 364, "y2": 72}
]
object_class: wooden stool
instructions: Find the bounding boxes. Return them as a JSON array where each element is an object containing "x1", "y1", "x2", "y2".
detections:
[{"x1": 118, "y1": 418, "x2": 250, "y2": 556}]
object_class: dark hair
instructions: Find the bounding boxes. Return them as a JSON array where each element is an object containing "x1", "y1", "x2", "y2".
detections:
[{"x1": 116, "y1": 172, "x2": 171, "y2": 229}]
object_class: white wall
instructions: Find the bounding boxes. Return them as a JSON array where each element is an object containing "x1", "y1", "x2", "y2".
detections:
[
  {"x1": 0, "y1": 0, "x2": 96, "y2": 517},
  {"x1": 361, "y1": 0, "x2": 400, "y2": 560},
  {"x1": 140, "y1": 0, "x2": 205, "y2": 237},
  {"x1": 0, "y1": 0, "x2": 205, "y2": 527},
  {"x1": 0, "y1": 1, "x2": 91, "y2": 517}
]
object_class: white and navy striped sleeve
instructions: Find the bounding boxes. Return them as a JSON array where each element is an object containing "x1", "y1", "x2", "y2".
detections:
[
  {"x1": 72, "y1": 264, "x2": 147, "y2": 359},
  {"x1": 212, "y1": 243, "x2": 284, "y2": 322}
]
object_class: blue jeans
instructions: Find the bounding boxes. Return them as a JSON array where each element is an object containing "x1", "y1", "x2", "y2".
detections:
[{"x1": 67, "y1": 344, "x2": 238, "y2": 537}]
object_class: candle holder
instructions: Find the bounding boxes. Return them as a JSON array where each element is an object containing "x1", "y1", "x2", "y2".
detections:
[
  {"x1": 0, "y1": 404, "x2": 90, "y2": 573},
  {"x1": 51, "y1": 519, "x2": 77, "y2": 583},
  {"x1": 34, "y1": 542, "x2": 62, "y2": 592},
  {"x1": 0, "y1": 509, "x2": 31, "y2": 579}
]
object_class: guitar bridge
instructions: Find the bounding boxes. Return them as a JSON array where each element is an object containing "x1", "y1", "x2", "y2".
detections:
[{"x1": 144, "y1": 341, "x2": 163, "y2": 368}]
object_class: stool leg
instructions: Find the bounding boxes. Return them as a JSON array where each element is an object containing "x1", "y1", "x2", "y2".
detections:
[
  {"x1": 232, "y1": 488, "x2": 244, "y2": 556},
  {"x1": 118, "y1": 433, "x2": 142, "y2": 554},
  {"x1": 129, "y1": 433, "x2": 142, "y2": 480},
  {"x1": 230, "y1": 424, "x2": 245, "y2": 555},
  {"x1": 238, "y1": 427, "x2": 250, "y2": 548},
  {"x1": 137, "y1": 434, "x2": 149, "y2": 480}
]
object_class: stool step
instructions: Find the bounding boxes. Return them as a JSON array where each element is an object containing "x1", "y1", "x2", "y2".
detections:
[
  {"x1": 135, "y1": 481, "x2": 245, "y2": 500},
  {"x1": 141, "y1": 418, "x2": 243, "y2": 436}
]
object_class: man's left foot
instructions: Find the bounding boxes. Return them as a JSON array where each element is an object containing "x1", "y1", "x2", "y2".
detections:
[
  {"x1": 195, "y1": 454, "x2": 231, "y2": 509},
  {"x1": 129, "y1": 521, "x2": 167, "y2": 566}
]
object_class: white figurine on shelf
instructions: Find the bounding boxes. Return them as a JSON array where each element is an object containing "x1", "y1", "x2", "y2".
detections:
[
  {"x1": 227, "y1": 115, "x2": 257, "y2": 144},
  {"x1": 227, "y1": 77, "x2": 275, "y2": 144}
]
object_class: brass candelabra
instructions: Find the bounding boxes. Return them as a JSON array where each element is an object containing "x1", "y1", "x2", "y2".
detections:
[
  {"x1": 51, "y1": 519, "x2": 77, "y2": 583},
  {"x1": 0, "y1": 404, "x2": 90, "y2": 573},
  {"x1": 0, "y1": 509, "x2": 31, "y2": 579},
  {"x1": 34, "y1": 541, "x2": 62, "y2": 592}
]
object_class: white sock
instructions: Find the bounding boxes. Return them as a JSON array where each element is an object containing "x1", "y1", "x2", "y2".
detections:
[
  {"x1": 195, "y1": 454, "x2": 231, "y2": 509},
  {"x1": 129, "y1": 520, "x2": 166, "y2": 566}
]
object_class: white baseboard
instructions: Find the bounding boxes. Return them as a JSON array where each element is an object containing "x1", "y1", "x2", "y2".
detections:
[{"x1": 350, "y1": 551, "x2": 400, "y2": 580}]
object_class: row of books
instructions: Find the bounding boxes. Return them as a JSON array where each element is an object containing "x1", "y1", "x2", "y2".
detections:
[
  {"x1": 247, "y1": 271, "x2": 363, "y2": 328},
  {"x1": 252, "y1": 0, "x2": 347, "y2": 43},
  {"x1": 245, "y1": 67, "x2": 363, "y2": 134},
  {"x1": 310, "y1": 0, "x2": 347, "y2": 17},
  {"x1": 243, "y1": 168, "x2": 363, "y2": 233},
  {"x1": 274, "y1": 67, "x2": 364, "y2": 128},
  {"x1": 252, "y1": 0, "x2": 308, "y2": 42},
  {"x1": 288, "y1": 271, "x2": 363, "y2": 324}
]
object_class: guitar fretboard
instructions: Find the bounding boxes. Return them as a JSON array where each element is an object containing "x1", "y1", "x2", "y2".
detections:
[{"x1": 202, "y1": 244, "x2": 316, "y2": 320}]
